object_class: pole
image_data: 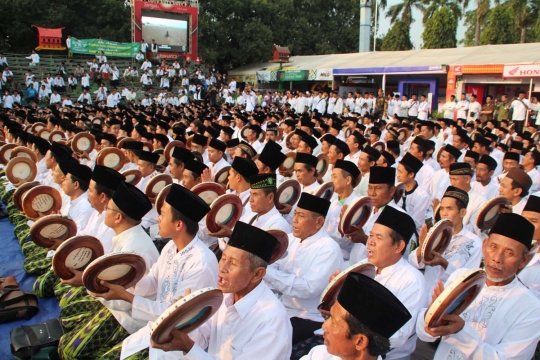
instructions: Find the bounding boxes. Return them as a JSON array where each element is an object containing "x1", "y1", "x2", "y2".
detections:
[
  {"x1": 526, "y1": 77, "x2": 533, "y2": 127},
  {"x1": 382, "y1": 73, "x2": 386, "y2": 94},
  {"x1": 373, "y1": 0, "x2": 378, "y2": 52}
]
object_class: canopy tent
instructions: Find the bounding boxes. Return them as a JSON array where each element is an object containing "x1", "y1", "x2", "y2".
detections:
[{"x1": 229, "y1": 43, "x2": 540, "y2": 78}]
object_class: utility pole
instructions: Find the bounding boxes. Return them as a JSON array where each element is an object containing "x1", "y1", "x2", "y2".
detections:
[{"x1": 359, "y1": 0, "x2": 372, "y2": 52}]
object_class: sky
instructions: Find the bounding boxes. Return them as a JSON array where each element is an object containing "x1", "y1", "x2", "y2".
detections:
[{"x1": 376, "y1": 2, "x2": 473, "y2": 48}]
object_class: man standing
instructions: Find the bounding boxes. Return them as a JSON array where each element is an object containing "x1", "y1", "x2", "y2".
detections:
[
  {"x1": 468, "y1": 94, "x2": 481, "y2": 121},
  {"x1": 456, "y1": 93, "x2": 470, "y2": 120},
  {"x1": 509, "y1": 91, "x2": 531, "y2": 134},
  {"x1": 443, "y1": 95, "x2": 456, "y2": 120},
  {"x1": 407, "y1": 94, "x2": 419, "y2": 121},
  {"x1": 417, "y1": 94, "x2": 429, "y2": 121},
  {"x1": 150, "y1": 39, "x2": 159, "y2": 59}
]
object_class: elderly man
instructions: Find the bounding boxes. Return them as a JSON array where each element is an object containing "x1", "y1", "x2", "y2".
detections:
[
  {"x1": 265, "y1": 193, "x2": 344, "y2": 345},
  {"x1": 417, "y1": 213, "x2": 540, "y2": 359},
  {"x1": 302, "y1": 273, "x2": 412, "y2": 360},
  {"x1": 150, "y1": 221, "x2": 293, "y2": 359}
]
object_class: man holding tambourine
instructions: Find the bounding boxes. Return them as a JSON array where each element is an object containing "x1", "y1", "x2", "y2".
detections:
[
  {"x1": 416, "y1": 213, "x2": 540, "y2": 359},
  {"x1": 409, "y1": 186, "x2": 482, "y2": 306}
]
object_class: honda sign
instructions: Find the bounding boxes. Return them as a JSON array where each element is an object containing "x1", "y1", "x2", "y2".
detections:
[{"x1": 503, "y1": 64, "x2": 540, "y2": 78}]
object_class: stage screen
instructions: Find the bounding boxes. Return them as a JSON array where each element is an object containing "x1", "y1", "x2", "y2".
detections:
[{"x1": 141, "y1": 10, "x2": 189, "y2": 53}]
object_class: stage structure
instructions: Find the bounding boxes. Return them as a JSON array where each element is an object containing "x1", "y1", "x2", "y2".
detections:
[{"x1": 131, "y1": 0, "x2": 199, "y2": 61}]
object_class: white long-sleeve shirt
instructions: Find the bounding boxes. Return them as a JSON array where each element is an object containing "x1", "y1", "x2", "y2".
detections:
[
  {"x1": 443, "y1": 101, "x2": 456, "y2": 119},
  {"x1": 79, "y1": 210, "x2": 115, "y2": 253},
  {"x1": 181, "y1": 282, "x2": 292, "y2": 360},
  {"x1": 470, "y1": 180, "x2": 499, "y2": 200},
  {"x1": 325, "y1": 192, "x2": 360, "y2": 260},
  {"x1": 265, "y1": 228, "x2": 344, "y2": 322},
  {"x1": 68, "y1": 192, "x2": 94, "y2": 233},
  {"x1": 26, "y1": 53, "x2": 40, "y2": 64},
  {"x1": 418, "y1": 101, "x2": 429, "y2": 120},
  {"x1": 456, "y1": 100, "x2": 469, "y2": 119},
  {"x1": 416, "y1": 270, "x2": 540, "y2": 360},
  {"x1": 49, "y1": 93, "x2": 61, "y2": 104},
  {"x1": 408, "y1": 227, "x2": 482, "y2": 305},
  {"x1": 396, "y1": 184, "x2": 431, "y2": 233},
  {"x1": 101, "y1": 225, "x2": 159, "y2": 334}
]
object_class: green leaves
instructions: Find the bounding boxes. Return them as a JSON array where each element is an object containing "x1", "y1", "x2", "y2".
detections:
[
  {"x1": 422, "y1": 6, "x2": 457, "y2": 48},
  {"x1": 380, "y1": 19, "x2": 413, "y2": 51}
]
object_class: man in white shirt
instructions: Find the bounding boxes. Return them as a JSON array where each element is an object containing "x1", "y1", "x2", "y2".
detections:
[
  {"x1": 26, "y1": 50, "x2": 40, "y2": 66},
  {"x1": 410, "y1": 186, "x2": 482, "y2": 305},
  {"x1": 205, "y1": 138, "x2": 229, "y2": 181},
  {"x1": 326, "y1": 160, "x2": 361, "y2": 260},
  {"x1": 355, "y1": 146, "x2": 380, "y2": 198},
  {"x1": 77, "y1": 88, "x2": 92, "y2": 105},
  {"x1": 52, "y1": 74, "x2": 65, "y2": 92},
  {"x1": 417, "y1": 94, "x2": 429, "y2": 121},
  {"x1": 97, "y1": 184, "x2": 219, "y2": 360},
  {"x1": 2, "y1": 91, "x2": 13, "y2": 108},
  {"x1": 265, "y1": 193, "x2": 344, "y2": 345},
  {"x1": 407, "y1": 94, "x2": 419, "y2": 120},
  {"x1": 431, "y1": 144, "x2": 460, "y2": 202},
  {"x1": 522, "y1": 149, "x2": 540, "y2": 193},
  {"x1": 408, "y1": 137, "x2": 435, "y2": 196},
  {"x1": 150, "y1": 221, "x2": 293, "y2": 360},
  {"x1": 58, "y1": 181, "x2": 160, "y2": 359},
  {"x1": 471, "y1": 154, "x2": 499, "y2": 199},
  {"x1": 416, "y1": 213, "x2": 540, "y2": 360},
  {"x1": 508, "y1": 90, "x2": 530, "y2": 133},
  {"x1": 499, "y1": 167, "x2": 532, "y2": 215},
  {"x1": 333, "y1": 92, "x2": 344, "y2": 115},
  {"x1": 61, "y1": 95, "x2": 73, "y2": 107},
  {"x1": 519, "y1": 195, "x2": 540, "y2": 292},
  {"x1": 301, "y1": 272, "x2": 412, "y2": 360},
  {"x1": 352, "y1": 205, "x2": 426, "y2": 360},
  {"x1": 49, "y1": 89, "x2": 61, "y2": 105},
  {"x1": 468, "y1": 94, "x2": 481, "y2": 121},
  {"x1": 443, "y1": 95, "x2": 456, "y2": 119},
  {"x1": 456, "y1": 93, "x2": 469, "y2": 120},
  {"x1": 106, "y1": 88, "x2": 121, "y2": 108},
  {"x1": 448, "y1": 163, "x2": 486, "y2": 233}
]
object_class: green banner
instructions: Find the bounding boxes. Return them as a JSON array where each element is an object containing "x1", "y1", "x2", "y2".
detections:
[
  {"x1": 278, "y1": 70, "x2": 309, "y2": 82},
  {"x1": 70, "y1": 37, "x2": 140, "y2": 57}
]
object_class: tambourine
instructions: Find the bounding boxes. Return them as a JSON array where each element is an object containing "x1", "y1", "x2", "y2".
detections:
[
  {"x1": 424, "y1": 268, "x2": 486, "y2": 328},
  {"x1": 343, "y1": 128, "x2": 352, "y2": 139},
  {"x1": 206, "y1": 194, "x2": 243, "y2": 233},
  {"x1": 214, "y1": 166, "x2": 231, "y2": 187},
  {"x1": 52, "y1": 236, "x2": 104, "y2": 280},
  {"x1": 532, "y1": 131, "x2": 540, "y2": 144},
  {"x1": 393, "y1": 182, "x2": 406, "y2": 204},
  {"x1": 275, "y1": 179, "x2": 301, "y2": 209},
  {"x1": 48, "y1": 130, "x2": 66, "y2": 142},
  {"x1": 155, "y1": 184, "x2": 172, "y2": 215},
  {"x1": 32, "y1": 122, "x2": 47, "y2": 135},
  {"x1": 12, "y1": 181, "x2": 40, "y2": 211},
  {"x1": 163, "y1": 141, "x2": 186, "y2": 163},
  {"x1": 476, "y1": 196, "x2": 511, "y2": 231},
  {"x1": 116, "y1": 137, "x2": 135, "y2": 150},
  {"x1": 318, "y1": 260, "x2": 376, "y2": 313},
  {"x1": 192, "y1": 182, "x2": 226, "y2": 205},
  {"x1": 142, "y1": 141, "x2": 153, "y2": 152},
  {"x1": 313, "y1": 181, "x2": 334, "y2": 200},
  {"x1": 278, "y1": 152, "x2": 296, "y2": 172},
  {"x1": 240, "y1": 125, "x2": 250, "y2": 141},
  {"x1": 5, "y1": 157, "x2": 37, "y2": 184},
  {"x1": 371, "y1": 141, "x2": 385, "y2": 153},
  {"x1": 72, "y1": 132, "x2": 95, "y2": 154},
  {"x1": 11, "y1": 146, "x2": 38, "y2": 163},
  {"x1": 285, "y1": 132, "x2": 295, "y2": 150},
  {"x1": 421, "y1": 219, "x2": 453, "y2": 262},
  {"x1": 122, "y1": 169, "x2": 142, "y2": 186},
  {"x1": 145, "y1": 174, "x2": 173, "y2": 202},
  {"x1": 150, "y1": 287, "x2": 223, "y2": 344},
  {"x1": 267, "y1": 229, "x2": 289, "y2": 264},
  {"x1": 96, "y1": 147, "x2": 126, "y2": 171},
  {"x1": 435, "y1": 146, "x2": 445, "y2": 164},
  {"x1": 82, "y1": 252, "x2": 146, "y2": 293},
  {"x1": 0, "y1": 143, "x2": 17, "y2": 165},
  {"x1": 36, "y1": 128, "x2": 51, "y2": 141},
  {"x1": 22, "y1": 185, "x2": 62, "y2": 219},
  {"x1": 29, "y1": 215, "x2": 77, "y2": 248},
  {"x1": 316, "y1": 153, "x2": 329, "y2": 178},
  {"x1": 338, "y1": 197, "x2": 373, "y2": 236},
  {"x1": 398, "y1": 128, "x2": 408, "y2": 141}
]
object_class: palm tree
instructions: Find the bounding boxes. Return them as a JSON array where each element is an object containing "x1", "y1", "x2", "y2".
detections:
[
  {"x1": 422, "y1": 0, "x2": 463, "y2": 24},
  {"x1": 385, "y1": 0, "x2": 426, "y2": 26},
  {"x1": 459, "y1": 0, "x2": 496, "y2": 46},
  {"x1": 509, "y1": 0, "x2": 540, "y2": 42}
]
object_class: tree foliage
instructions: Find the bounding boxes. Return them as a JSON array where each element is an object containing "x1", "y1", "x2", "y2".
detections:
[
  {"x1": 0, "y1": 0, "x2": 130, "y2": 53},
  {"x1": 421, "y1": 7, "x2": 457, "y2": 49},
  {"x1": 381, "y1": 20, "x2": 413, "y2": 51},
  {"x1": 459, "y1": 9, "x2": 481, "y2": 46},
  {"x1": 480, "y1": 5, "x2": 518, "y2": 45},
  {"x1": 198, "y1": 0, "x2": 363, "y2": 69}
]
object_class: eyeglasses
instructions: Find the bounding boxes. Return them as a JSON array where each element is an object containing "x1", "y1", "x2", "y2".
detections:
[{"x1": 104, "y1": 205, "x2": 121, "y2": 214}]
